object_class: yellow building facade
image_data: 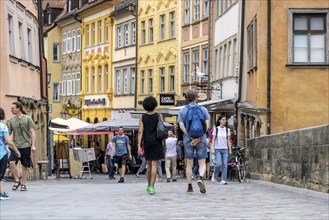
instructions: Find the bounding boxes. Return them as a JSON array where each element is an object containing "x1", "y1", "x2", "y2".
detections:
[
  {"x1": 136, "y1": 0, "x2": 180, "y2": 119},
  {"x1": 45, "y1": 25, "x2": 63, "y2": 120},
  {"x1": 80, "y1": 3, "x2": 117, "y2": 126},
  {"x1": 238, "y1": 0, "x2": 329, "y2": 145}
]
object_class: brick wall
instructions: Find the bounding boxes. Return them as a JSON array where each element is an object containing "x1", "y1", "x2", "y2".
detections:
[{"x1": 246, "y1": 125, "x2": 329, "y2": 193}]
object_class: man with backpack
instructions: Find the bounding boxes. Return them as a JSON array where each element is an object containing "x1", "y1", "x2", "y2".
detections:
[
  {"x1": 177, "y1": 90, "x2": 210, "y2": 194},
  {"x1": 111, "y1": 126, "x2": 132, "y2": 183}
]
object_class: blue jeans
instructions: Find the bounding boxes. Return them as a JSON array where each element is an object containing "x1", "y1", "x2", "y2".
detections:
[
  {"x1": 107, "y1": 157, "x2": 114, "y2": 178},
  {"x1": 157, "y1": 160, "x2": 162, "y2": 177},
  {"x1": 214, "y1": 149, "x2": 228, "y2": 182},
  {"x1": 137, "y1": 156, "x2": 146, "y2": 174}
]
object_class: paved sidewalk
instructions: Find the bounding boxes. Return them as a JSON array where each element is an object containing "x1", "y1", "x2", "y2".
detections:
[{"x1": 0, "y1": 174, "x2": 328, "y2": 220}]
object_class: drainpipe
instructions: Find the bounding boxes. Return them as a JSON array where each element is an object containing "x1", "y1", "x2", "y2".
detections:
[
  {"x1": 235, "y1": 0, "x2": 245, "y2": 139},
  {"x1": 74, "y1": 13, "x2": 82, "y2": 120},
  {"x1": 207, "y1": 4, "x2": 211, "y2": 101},
  {"x1": 37, "y1": 0, "x2": 49, "y2": 174},
  {"x1": 266, "y1": 0, "x2": 271, "y2": 135},
  {"x1": 133, "y1": 0, "x2": 138, "y2": 110}
]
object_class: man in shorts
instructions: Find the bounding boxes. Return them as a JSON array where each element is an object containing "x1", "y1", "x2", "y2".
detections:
[
  {"x1": 177, "y1": 90, "x2": 210, "y2": 194},
  {"x1": 8, "y1": 102, "x2": 36, "y2": 191},
  {"x1": 111, "y1": 126, "x2": 132, "y2": 183}
]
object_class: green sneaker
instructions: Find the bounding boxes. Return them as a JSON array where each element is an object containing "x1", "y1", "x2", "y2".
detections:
[
  {"x1": 0, "y1": 192, "x2": 9, "y2": 200},
  {"x1": 148, "y1": 187, "x2": 156, "y2": 195},
  {"x1": 146, "y1": 186, "x2": 150, "y2": 193}
]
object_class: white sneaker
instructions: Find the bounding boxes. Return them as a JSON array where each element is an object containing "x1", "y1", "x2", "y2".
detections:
[
  {"x1": 221, "y1": 180, "x2": 227, "y2": 185},
  {"x1": 211, "y1": 173, "x2": 216, "y2": 183}
]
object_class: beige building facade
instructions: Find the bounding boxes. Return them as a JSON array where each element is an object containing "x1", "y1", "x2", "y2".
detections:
[{"x1": 1, "y1": 0, "x2": 48, "y2": 179}]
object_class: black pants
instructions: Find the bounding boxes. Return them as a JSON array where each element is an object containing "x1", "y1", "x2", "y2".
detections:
[{"x1": 0, "y1": 155, "x2": 8, "y2": 181}]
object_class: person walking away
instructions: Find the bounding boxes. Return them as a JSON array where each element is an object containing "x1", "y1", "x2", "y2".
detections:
[
  {"x1": 211, "y1": 115, "x2": 232, "y2": 185},
  {"x1": 177, "y1": 90, "x2": 210, "y2": 194},
  {"x1": 135, "y1": 146, "x2": 146, "y2": 177},
  {"x1": 138, "y1": 96, "x2": 165, "y2": 195},
  {"x1": 111, "y1": 126, "x2": 132, "y2": 183},
  {"x1": 165, "y1": 131, "x2": 177, "y2": 182},
  {"x1": 8, "y1": 102, "x2": 36, "y2": 192},
  {"x1": 105, "y1": 141, "x2": 115, "y2": 180},
  {"x1": 0, "y1": 107, "x2": 21, "y2": 200}
]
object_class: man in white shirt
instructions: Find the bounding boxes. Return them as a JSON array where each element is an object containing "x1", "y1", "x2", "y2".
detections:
[{"x1": 165, "y1": 131, "x2": 177, "y2": 182}]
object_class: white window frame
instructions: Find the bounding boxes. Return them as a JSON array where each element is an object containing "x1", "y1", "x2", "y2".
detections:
[
  {"x1": 130, "y1": 67, "x2": 135, "y2": 94},
  {"x1": 204, "y1": 0, "x2": 209, "y2": 18},
  {"x1": 169, "y1": 66, "x2": 175, "y2": 92},
  {"x1": 184, "y1": 0, "x2": 190, "y2": 25},
  {"x1": 160, "y1": 14, "x2": 166, "y2": 41},
  {"x1": 67, "y1": 74, "x2": 72, "y2": 96},
  {"x1": 27, "y1": 27, "x2": 33, "y2": 63},
  {"x1": 72, "y1": 30, "x2": 76, "y2": 52},
  {"x1": 86, "y1": 25, "x2": 90, "y2": 47},
  {"x1": 53, "y1": 83, "x2": 60, "y2": 101},
  {"x1": 76, "y1": 72, "x2": 81, "y2": 95},
  {"x1": 53, "y1": 43, "x2": 60, "y2": 62},
  {"x1": 92, "y1": 67, "x2": 95, "y2": 93},
  {"x1": 8, "y1": 13, "x2": 15, "y2": 56},
  {"x1": 169, "y1": 11, "x2": 175, "y2": 38},
  {"x1": 149, "y1": 19, "x2": 153, "y2": 43},
  {"x1": 194, "y1": 0, "x2": 200, "y2": 22},
  {"x1": 160, "y1": 67, "x2": 165, "y2": 92},
  {"x1": 105, "y1": 19, "x2": 109, "y2": 43},
  {"x1": 98, "y1": 20, "x2": 102, "y2": 44},
  {"x1": 67, "y1": 31, "x2": 72, "y2": 53},
  {"x1": 18, "y1": 20, "x2": 25, "y2": 60},
  {"x1": 141, "y1": 70, "x2": 145, "y2": 94},
  {"x1": 72, "y1": 73, "x2": 76, "y2": 95},
  {"x1": 116, "y1": 69, "x2": 121, "y2": 95},
  {"x1": 124, "y1": 24, "x2": 129, "y2": 46},
  {"x1": 192, "y1": 50, "x2": 199, "y2": 82},
  {"x1": 203, "y1": 48, "x2": 209, "y2": 77},
  {"x1": 288, "y1": 9, "x2": 329, "y2": 65},
  {"x1": 148, "y1": 69, "x2": 153, "y2": 93},
  {"x1": 131, "y1": 22, "x2": 136, "y2": 44},
  {"x1": 117, "y1": 26, "x2": 122, "y2": 48},
  {"x1": 105, "y1": 64, "x2": 109, "y2": 91},
  {"x1": 98, "y1": 66, "x2": 102, "y2": 92},
  {"x1": 184, "y1": 53, "x2": 190, "y2": 83},
  {"x1": 62, "y1": 75, "x2": 67, "y2": 96},
  {"x1": 85, "y1": 68, "x2": 89, "y2": 93},
  {"x1": 141, "y1": 21, "x2": 146, "y2": 44},
  {"x1": 77, "y1": 29, "x2": 81, "y2": 51},
  {"x1": 123, "y1": 68, "x2": 128, "y2": 94},
  {"x1": 91, "y1": 23, "x2": 95, "y2": 46}
]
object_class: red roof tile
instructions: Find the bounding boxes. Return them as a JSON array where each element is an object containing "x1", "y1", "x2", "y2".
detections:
[{"x1": 42, "y1": 0, "x2": 67, "y2": 10}]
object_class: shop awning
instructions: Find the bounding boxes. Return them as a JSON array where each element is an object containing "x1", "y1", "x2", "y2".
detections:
[{"x1": 49, "y1": 118, "x2": 91, "y2": 134}]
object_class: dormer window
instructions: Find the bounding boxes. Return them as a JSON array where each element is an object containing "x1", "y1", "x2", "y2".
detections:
[{"x1": 47, "y1": 9, "x2": 52, "y2": 25}]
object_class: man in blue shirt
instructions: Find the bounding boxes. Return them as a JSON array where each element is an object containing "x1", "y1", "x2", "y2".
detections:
[
  {"x1": 111, "y1": 126, "x2": 131, "y2": 183},
  {"x1": 177, "y1": 90, "x2": 210, "y2": 194}
]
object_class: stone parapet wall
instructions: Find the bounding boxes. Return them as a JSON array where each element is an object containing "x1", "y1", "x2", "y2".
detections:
[{"x1": 246, "y1": 125, "x2": 329, "y2": 193}]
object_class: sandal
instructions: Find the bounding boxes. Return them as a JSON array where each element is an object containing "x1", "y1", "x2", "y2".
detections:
[
  {"x1": 12, "y1": 181, "x2": 21, "y2": 191},
  {"x1": 21, "y1": 185, "x2": 27, "y2": 191}
]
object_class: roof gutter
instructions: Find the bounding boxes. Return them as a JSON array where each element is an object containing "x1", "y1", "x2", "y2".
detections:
[{"x1": 235, "y1": 0, "x2": 246, "y2": 133}]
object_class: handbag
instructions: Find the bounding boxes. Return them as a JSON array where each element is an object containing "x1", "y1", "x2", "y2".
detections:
[
  {"x1": 101, "y1": 159, "x2": 108, "y2": 174},
  {"x1": 156, "y1": 113, "x2": 168, "y2": 140}
]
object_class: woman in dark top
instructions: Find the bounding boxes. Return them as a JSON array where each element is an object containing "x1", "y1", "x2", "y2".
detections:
[{"x1": 138, "y1": 96, "x2": 164, "y2": 195}]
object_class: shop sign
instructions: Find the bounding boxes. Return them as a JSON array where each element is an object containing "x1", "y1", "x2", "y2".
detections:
[
  {"x1": 84, "y1": 95, "x2": 109, "y2": 109},
  {"x1": 160, "y1": 94, "x2": 175, "y2": 106}
]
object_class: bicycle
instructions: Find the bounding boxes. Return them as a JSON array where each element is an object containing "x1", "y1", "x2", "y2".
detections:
[{"x1": 230, "y1": 146, "x2": 246, "y2": 182}]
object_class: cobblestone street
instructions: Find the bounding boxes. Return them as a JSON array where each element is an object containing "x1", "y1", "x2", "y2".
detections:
[{"x1": 1, "y1": 174, "x2": 328, "y2": 220}]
